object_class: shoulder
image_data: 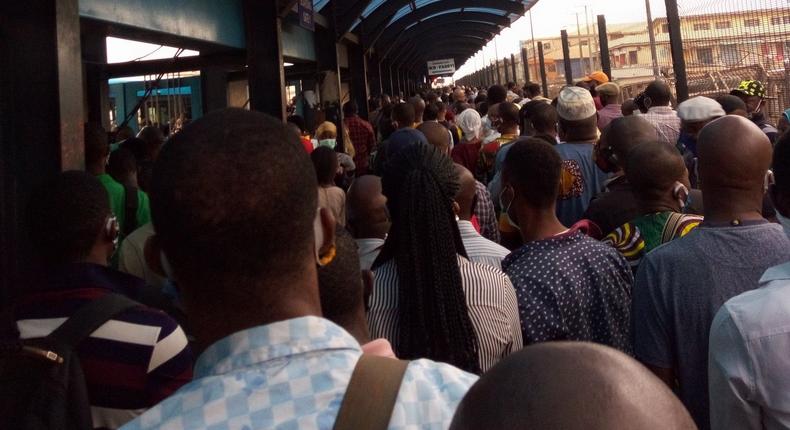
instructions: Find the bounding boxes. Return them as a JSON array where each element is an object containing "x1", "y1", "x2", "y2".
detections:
[
  {"x1": 400, "y1": 358, "x2": 478, "y2": 404},
  {"x1": 719, "y1": 276, "x2": 790, "y2": 342}
]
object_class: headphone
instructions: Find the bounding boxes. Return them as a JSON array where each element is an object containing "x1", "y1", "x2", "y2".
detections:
[
  {"x1": 105, "y1": 215, "x2": 120, "y2": 248},
  {"x1": 594, "y1": 140, "x2": 619, "y2": 173}
]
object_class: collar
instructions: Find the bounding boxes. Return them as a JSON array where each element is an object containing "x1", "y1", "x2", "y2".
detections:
[
  {"x1": 195, "y1": 316, "x2": 360, "y2": 378},
  {"x1": 457, "y1": 220, "x2": 479, "y2": 237},
  {"x1": 760, "y1": 261, "x2": 790, "y2": 285},
  {"x1": 356, "y1": 237, "x2": 385, "y2": 253},
  {"x1": 647, "y1": 106, "x2": 674, "y2": 114},
  {"x1": 41, "y1": 262, "x2": 145, "y2": 295}
]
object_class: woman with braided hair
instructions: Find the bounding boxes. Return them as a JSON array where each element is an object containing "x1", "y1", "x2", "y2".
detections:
[{"x1": 368, "y1": 143, "x2": 523, "y2": 374}]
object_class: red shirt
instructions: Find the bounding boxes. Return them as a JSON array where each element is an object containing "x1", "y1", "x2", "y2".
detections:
[
  {"x1": 344, "y1": 115, "x2": 376, "y2": 175},
  {"x1": 300, "y1": 137, "x2": 314, "y2": 154},
  {"x1": 451, "y1": 139, "x2": 481, "y2": 175}
]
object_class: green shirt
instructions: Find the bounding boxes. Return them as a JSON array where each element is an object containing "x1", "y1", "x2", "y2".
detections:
[{"x1": 96, "y1": 174, "x2": 151, "y2": 237}]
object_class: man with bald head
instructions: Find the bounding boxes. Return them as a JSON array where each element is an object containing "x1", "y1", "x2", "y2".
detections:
[
  {"x1": 417, "y1": 121, "x2": 452, "y2": 155},
  {"x1": 633, "y1": 116, "x2": 790, "y2": 429},
  {"x1": 408, "y1": 96, "x2": 426, "y2": 126},
  {"x1": 584, "y1": 116, "x2": 658, "y2": 235},
  {"x1": 453, "y1": 164, "x2": 510, "y2": 269},
  {"x1": 450, "y1": 342, "x2": 697, "y2": 430},
  {"x1": 346, "y1": 175, "x2": 390, "y2": 271}
]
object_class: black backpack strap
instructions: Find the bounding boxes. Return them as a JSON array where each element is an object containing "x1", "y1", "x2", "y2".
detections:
[
  {"x1": 123, "y1": 184, "x2": 139, "y2": 236},
  {"x1": 46, "y1": 294, "x2": 139, "y2": 352}
]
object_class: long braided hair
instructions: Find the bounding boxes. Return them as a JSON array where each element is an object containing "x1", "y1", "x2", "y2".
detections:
[{"x1": 375, "y1": 143, "x2": 481, "y2": 374}]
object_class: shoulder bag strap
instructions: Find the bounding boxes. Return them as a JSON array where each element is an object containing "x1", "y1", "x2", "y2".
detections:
[
  {"x1": 46, "y1": 294, "x2": 139, "y2": 352},
  {"x1": 332, "y1": 355, "x2": 409, "y2": 430}
]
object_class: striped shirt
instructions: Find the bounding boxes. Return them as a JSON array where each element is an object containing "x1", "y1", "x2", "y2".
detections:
[
  {"x1": 369, "y1": 256, "x2": 523, "y2": 372},
  {"x1": 457, "y1": 220, "x2": 510, "y2": 270},
  {"x1": 14, "y1": 264, "x2": 193, "y2": 429}
]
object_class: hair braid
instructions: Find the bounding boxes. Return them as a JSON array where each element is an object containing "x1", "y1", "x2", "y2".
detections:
[{"x1": 376, "y1": 144, "x2": 481, "y2": 374}]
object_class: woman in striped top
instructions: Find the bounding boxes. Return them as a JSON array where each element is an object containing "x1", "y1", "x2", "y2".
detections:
[{"x1": 368, "y1": 143, "x2": 522, "y2": 374}]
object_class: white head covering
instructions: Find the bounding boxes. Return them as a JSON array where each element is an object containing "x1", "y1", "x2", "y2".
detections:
[{"x1": 456, "y1": 109, "x2": 482, "y2": 141}]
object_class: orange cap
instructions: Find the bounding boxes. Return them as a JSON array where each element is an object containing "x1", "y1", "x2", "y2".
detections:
[{"x1": 582, "y1": 71, "x2": 610, "y2": 84}]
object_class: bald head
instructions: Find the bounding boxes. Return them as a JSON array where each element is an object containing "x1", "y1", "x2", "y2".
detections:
[
  {"x1": 408, "y1": 96, "x2": 426, "y2": 123},
  {"x1": 450, "y1": 342, "x2": 696, "y2": 430},
  {"x1": 627, "y1": 142, "x2": 688, "y2": 210},
  {"x1": 453, "y1": 164, "x2": 477, "y2": 220},
  {"x1": 346, "y1": 175, "x2": 390, "y2": 240},
  {"x1": 601, "y1": 116, "x2": 658, "y2": 172},
  {"x1": 453, "y1": 88, "x2": 466, "y2": 103},
  {"x1": 645, "y1": 80, "x2": 672, "y2": 107},
  {"x1": 417, "y1": 121, "x2": 451, "y2": 154},
  {"x1": 698, "y1": 115, "x2": 772, "y2": 219}
]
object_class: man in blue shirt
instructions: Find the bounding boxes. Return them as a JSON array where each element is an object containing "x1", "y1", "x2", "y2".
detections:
[
  {"x1": 553, "y1": 86, "x2": 610, "y2": 226},
  {"x1": 122, "y1": 109, "x2": 477, "y2": 430},
  {"x1": 709, "y1": 131, "x2": 790, "y2": 430}
]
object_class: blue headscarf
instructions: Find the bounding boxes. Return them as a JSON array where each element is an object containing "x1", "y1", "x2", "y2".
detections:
[{"x1": 386, "y1": 128, "x2": 429, "y2": 159}]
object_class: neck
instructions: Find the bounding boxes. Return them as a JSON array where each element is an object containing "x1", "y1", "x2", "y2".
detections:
[
  {"x1": 87, "y1": 164, "x2": 105, "y2": 176},
  {"x1": 518, "y1": 206, "x2": 568, "y2": 242},
  {"x1": 499, "y1": 126, "x2": 518, "y2": 136},
  {"x1": 337, "y1": 310, "x2": 371, "y2": 345},
  {"x1": 638, "y1": 199, "x2": 679, "y2": 215},
  {"x1": 185, "y1": 265, "x2": 323, "y2": 353},
  {"x1": 701, "y1": 187, "x2": 765, "y2": 224}
]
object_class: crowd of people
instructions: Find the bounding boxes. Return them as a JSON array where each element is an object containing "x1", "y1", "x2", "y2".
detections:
[{"x1": 8, "y1": 70, "x2": 790, "y2": 430}]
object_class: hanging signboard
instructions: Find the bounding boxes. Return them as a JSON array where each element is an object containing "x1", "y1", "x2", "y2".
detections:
[
  {"x1": 427, "y1": 58, "x2": 456, "y2": 76},
  {"x1": 298, "y1": 0, "x2": 314, "y2": 31}
]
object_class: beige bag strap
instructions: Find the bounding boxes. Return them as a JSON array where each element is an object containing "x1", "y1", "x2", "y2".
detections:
[{"x1": 332, "y1": 355, "x2": 409, "y2": 430}]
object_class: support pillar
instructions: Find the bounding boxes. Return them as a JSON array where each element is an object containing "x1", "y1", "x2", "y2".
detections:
[
  {"x1": 495, "y1": 59, "x2": 502, "y2": 85},
  {"x1": 1, "y1": 0, "x2": 84, "y2": 297},
  {"x1": 510, "y1": 53, "x2": 517, "y2": 85},
  {"x1": 82, "y1": 21, "x2": 110, "y2": 130},
  {"x1": 597, "y1": 15, "x2": 612, "y2": 84},
  {"x1": 243, "y1": 0, "x2": 286, "y2": 120},
  {"x1": 561, "y1": 30, "x2": 573, "y2": 85},
  {"x1": 201, "y1": 66, "x2": 228, "y2": 114},
  {"x1": 521, "y1": 47, "x2": 531, "y2": 83},
  {"x1": 665, "y1": 0, "x2": 689, "y2": 101},
  {"x1": 538, "y1": 42, "x2": 549, "y2": 97},
  {"x1": 504, "y1": 57, "x2": 510, "y2": 84},
  {"x1": 347, "y1": 43, "x2": 369, "y2": 119}
]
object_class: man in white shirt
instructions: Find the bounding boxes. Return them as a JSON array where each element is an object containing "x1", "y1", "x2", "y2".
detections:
[
  {"x1": 346, "y1": 175, "x2": 389, "y2": 271},
  {"x1": 118, "y1": 222, "x2": 166, "y2": 288},
  {"x1": 709, "y1": 132, "x2": 790, "y2": 430},
  {"x1": 454, "y1": 164, "x2": 509, "y2": 269}
]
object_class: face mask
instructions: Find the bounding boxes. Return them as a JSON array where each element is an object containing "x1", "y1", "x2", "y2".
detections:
[
  {"x1": 318, "y1": 138, "x2": 337, "y2": 149},
  {"x1": 777, "y1": 212, "x2": 790, "y2": 238},
  {"x1": 498, "y1": 187, "x2": 519, "y2": 229}
]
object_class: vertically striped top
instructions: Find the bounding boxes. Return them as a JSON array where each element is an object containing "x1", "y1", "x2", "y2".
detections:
[
  {"x1": 457, "y1": 220, "x2": 510, "y2": 270},
  {"x1": 368, "y1": 256, "x2": 523, "y2": 372}
]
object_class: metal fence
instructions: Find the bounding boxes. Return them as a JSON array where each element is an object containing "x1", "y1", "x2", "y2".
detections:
[{"x1": 459, "y1": 0, "x2": 790, "y2": 126}]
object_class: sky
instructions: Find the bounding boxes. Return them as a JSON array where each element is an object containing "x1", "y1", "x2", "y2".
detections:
[{"x1": 453, "y1": 0, "x2": 783, "y2": 79}]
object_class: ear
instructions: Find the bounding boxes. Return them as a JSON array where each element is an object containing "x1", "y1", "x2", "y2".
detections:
[
  {"x1": 361, "y1": 270, "x2": 374, "y2": 312},
  {"x1": 315, "y1": 207, "x2": 336, "y2": 265},
  {"x1": 770, "y1": 184, "x2": 790, "y2": 218},
  {"x1": 144, "y1": 234, "x2": 167, "y2": 278},
  {"x1": 452, "y1": 201, "x2": 461, "y2": 217}
]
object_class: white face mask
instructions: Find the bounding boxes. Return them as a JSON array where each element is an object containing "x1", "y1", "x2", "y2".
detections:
[
  {"x1": 777, "y1": 212, "x2": 790, "y2": 238},
  {"x1": 318, "y1": 138, "x2": 337, "y2": 149}
]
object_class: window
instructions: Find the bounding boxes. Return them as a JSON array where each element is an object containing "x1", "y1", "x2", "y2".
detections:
[
  {"x1": 693, "y1": 22, "x2": 710, "y2": 31},
  {"x1": 715, "y1": 21, "x2": 731, "y2": 29},
  {"x1": 629, "y1": 51, "x2": 638, "y2": 65},
  {"x1": 720, "y1": 44, "x2": 740, "y2": 66},
  {"x1": 697, "y1": 47, "x2": 714, "y2": 65},
  {"x1": 547, "y1": 64, "x2": 556, "y2": 73},
  {"x1": 744, "y1": 18, "x2": 760, "y2": 27},
  {"x1": 771, "y1": 17, "x2": 781, "y2": 25},
  {"x1": 543, "y1": 42, "x2": 551, "y2": 50},
  {"x1": 580, "y1": 40, "x2": 589, "y2": 46},
  {"x1": 661, "y1": 23, "x2": 670, "y2": 33}
]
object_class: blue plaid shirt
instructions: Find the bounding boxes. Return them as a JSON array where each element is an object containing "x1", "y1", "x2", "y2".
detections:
[{"x1": 122, "y1": 316, "x2": 477, "y2": 430}]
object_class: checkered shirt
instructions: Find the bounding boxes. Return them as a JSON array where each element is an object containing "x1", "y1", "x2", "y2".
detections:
[
  {"x1": 121, "y1": 316, "x2": 477, "y2": 430},
  {"x1": 642, "y1": 106, "x2": 681, "y2": 147},
  {"x1": 474, "y1": 181, "x2": 500, "y2": 244},
  {"x1": 345, "y1": 115, "x2": 376, "y2": 173}
]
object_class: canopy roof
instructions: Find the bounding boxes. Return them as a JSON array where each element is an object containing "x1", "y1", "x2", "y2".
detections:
[{"x1": 313, "y1": 0, "x2": 538, "y2": 74}]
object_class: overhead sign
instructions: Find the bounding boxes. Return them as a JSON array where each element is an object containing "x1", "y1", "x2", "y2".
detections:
[
  {"x1": 298, "y1": 0, "x2": 314, "y2": 31},
  {"x1": 427, "y1": 58, "x2": 456, "y2": 76}
]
